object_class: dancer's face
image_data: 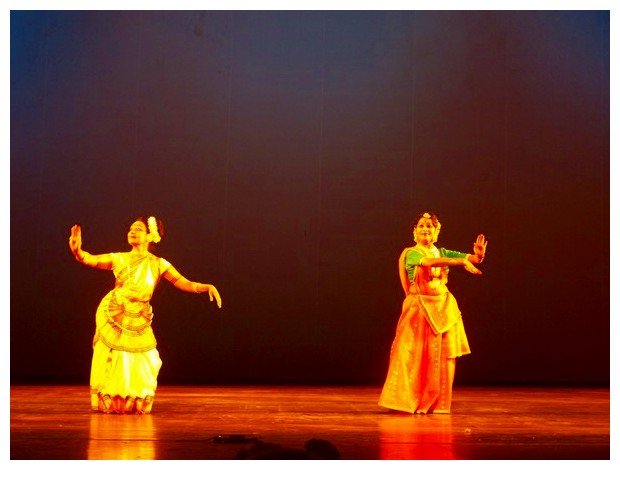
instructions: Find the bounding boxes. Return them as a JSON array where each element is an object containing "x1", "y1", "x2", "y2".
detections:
[
  {"x1": 127, "y1": 221, "x2": 148, "y2": 247},
  {"x1": 414, "y1": 218, "x2": 436, "y2": 245}
]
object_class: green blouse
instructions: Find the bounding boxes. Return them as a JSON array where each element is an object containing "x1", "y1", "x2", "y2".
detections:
[{"x1": 404, "y1": 247, "x2": 467, "y2": 283}]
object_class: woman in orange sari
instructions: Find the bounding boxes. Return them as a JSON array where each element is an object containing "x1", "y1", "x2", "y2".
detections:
[
  {"x1": 379, "y1": 212, "x2": 487, "y2": 414},
  {"x1": 68, "y1": 216, "x2": 222, "y2": 414}
]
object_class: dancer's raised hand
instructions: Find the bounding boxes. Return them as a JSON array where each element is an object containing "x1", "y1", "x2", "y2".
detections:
[{"x1": 69, "y1": 224, "x2": 83, "y2": 258}]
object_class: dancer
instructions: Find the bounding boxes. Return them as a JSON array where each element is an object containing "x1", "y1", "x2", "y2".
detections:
[
  {"x1": 68, "y1": 216, "x2": 222, "y2": 414},
  {"x1": 378, "y1": 212, "x2": 487, "y2": 414}
]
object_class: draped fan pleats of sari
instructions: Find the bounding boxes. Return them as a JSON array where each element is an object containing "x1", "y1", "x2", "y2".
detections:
[{"x1": 89, "y1": 252, "x2": 171, "y2": 414}]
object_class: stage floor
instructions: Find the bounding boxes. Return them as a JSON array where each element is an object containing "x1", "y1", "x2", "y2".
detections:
[{"x1": 10, "y1": 385, "x2": 609, "y2": 461}]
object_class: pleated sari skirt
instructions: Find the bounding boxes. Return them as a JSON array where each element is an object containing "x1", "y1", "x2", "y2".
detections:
[
  {"x1": 89, "y1": 290, "x2": 163, "y2": 414},
  {"x1": 378, "y1": 291, "x2": 470, "y2": 414}
]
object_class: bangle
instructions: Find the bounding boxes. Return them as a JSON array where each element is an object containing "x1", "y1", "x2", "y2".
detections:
[{"x1": 193, "y1": 283, "x2": 201, "y2": 294}]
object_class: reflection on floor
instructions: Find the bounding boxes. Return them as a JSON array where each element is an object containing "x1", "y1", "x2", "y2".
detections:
[{"x1": 10, "y1": 384, "x2": 609, "y2": 460}]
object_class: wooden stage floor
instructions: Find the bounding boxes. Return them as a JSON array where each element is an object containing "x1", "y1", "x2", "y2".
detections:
[{"x1": 10, "y1": 384, "x2": 610, "y2": 461}]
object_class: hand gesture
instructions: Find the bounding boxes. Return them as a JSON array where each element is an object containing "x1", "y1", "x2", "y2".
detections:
[
  {"x1": 473, "y1": 234, "x2": 487, "y2": 259},
  {"x1": 69, "y1": 224, "x2": 83, "y2": 257},
  {"x1": 463, "y1": 258, "x2": 482, "y2": 275},
  {"x1": 206, "y1": 285, "x2": 222, "y2": 308}
]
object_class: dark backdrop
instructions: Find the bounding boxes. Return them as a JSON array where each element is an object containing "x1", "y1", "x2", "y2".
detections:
[{"x1": 10, "y1": 10, "x2": 609, "y2": 386}]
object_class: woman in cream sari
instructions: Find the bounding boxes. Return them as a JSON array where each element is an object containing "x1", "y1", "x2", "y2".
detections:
[
  {"x1": 68, "y1": 216, "x2": 222, "y2": 414},
  {"x1": 379, "y1": 212, "x2": 487, "y2": 414}
]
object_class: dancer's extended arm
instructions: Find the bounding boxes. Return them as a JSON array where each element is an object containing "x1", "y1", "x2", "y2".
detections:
[
  {"x1": 163, "y1": 266, "x2": 222, "y2": 308},
  {"x1": 68, "y1": 224, "x2": 113, "y2": 269},
  {"x1": 420, "y1": 234, "x2": 488, "y2": 275}
]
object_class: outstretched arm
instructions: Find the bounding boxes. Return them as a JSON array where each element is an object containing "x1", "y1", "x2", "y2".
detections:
[
  {"x1": 68, "y1": 224, "x2": 113, "y2": 269},
  {"x1": 419, "y1": 234, "x2": 488, "y2": 275},
  {"x1": 163, "y1": 265, "x2": 222, "y2": 308},
  {"x1": 420, "y1": 256, "x2": 482, "y2": 275}
]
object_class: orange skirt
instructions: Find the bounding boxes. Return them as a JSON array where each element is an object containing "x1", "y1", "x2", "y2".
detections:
[{"x1": 378, "y1": 292, "x2": 470, "y2": 414}]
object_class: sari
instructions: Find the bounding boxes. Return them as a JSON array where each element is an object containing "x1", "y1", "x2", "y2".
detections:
[
  {"x1": 378, "y1": 246, "x2": 470, "y2": 414},
  {"x1": 89, "y1": 252, "x2": 173, "y2": 414}
]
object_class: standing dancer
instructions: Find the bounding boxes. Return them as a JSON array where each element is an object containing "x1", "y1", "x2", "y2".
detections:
[
  {"x1": 379, "y1": 212, "x2": 487, "y2": 414},
  {"x1": 68, "y1": 216, "x2": 222, "y2": 414}
]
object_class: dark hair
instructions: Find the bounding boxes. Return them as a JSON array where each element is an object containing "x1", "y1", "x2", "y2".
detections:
[{"x1": 412, "y1": 211, "x2": 440, "y2": 229}]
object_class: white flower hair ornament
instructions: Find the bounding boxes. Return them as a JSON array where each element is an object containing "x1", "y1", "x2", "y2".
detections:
[{"x1": 147, "y1": 216, "x2": 161, "y2": 243}]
